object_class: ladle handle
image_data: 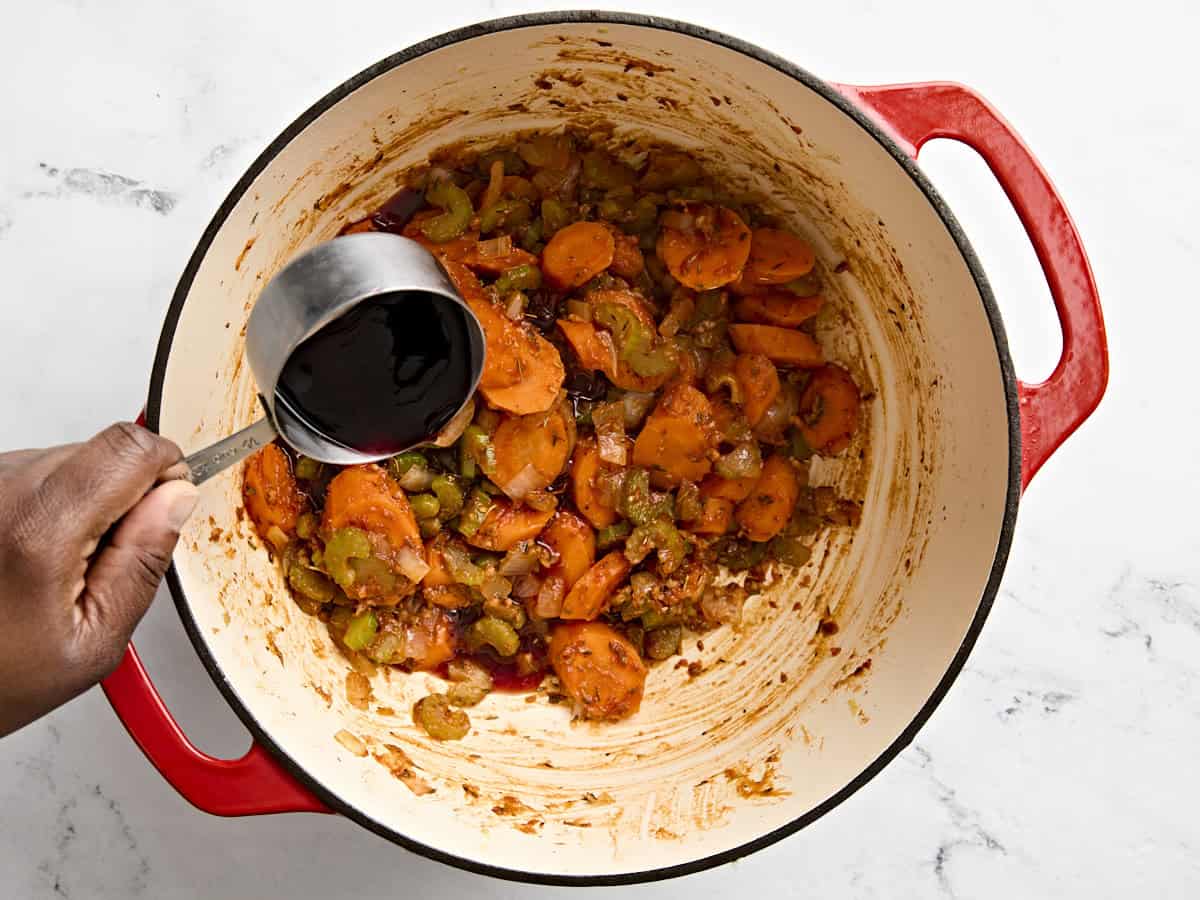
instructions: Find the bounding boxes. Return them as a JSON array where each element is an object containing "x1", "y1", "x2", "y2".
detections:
[{"x1": 183, "y1": 415, "x2": 279, "y2": 484}]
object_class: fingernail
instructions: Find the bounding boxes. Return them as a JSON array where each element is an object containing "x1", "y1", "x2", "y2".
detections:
[{"x1": 166, "y1": 481, "x2": 200, "y2": 531}]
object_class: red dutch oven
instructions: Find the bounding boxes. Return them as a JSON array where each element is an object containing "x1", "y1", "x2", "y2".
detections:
[{"x1": 101, "y1": 12, "x2": 1106, "y2": 885}]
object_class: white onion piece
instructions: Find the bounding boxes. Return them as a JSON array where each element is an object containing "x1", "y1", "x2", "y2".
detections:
[
  {"x1": 593, "y1": 402, "x2": 627, "y2": 465},
  {"x1": 480, "y1": 159, "x2": 504, "y2": 212},
  {"x1": 534, "y1": 575, "x2": 566, "y2": 618},
  {"x1": 480, "y1": 573, "x2": 512, "y2": 602},
  {"x1": 505, "y1": 292, "x2": 526, "y2": 320},
  {"x1": 476, "y1": 235, "x2": 513, "y2": 259},
  {"x1": 499, "y1": 545, "x2": 539, "y2": 577},
  {"x1": 396, "y1": 546, "x2": 430, "y2": 583},
  {"x1": 431, "y1": 397, "x2": 476, "y2": 447},
  {"x1": 500, "y1": 463, "x2": 543, "y2": 501},
  {"x1": 659, "y1": 209, "x2": 696, "y2": 232},
  {"x1": 620, "y1": 391, "x2": 655, "y2": 429},
  {"x1": 753, "y1": 380, "x2": 799, "y2": 444},
  {"x1": 512, "y1": 574, "x2": 542, "y2": 598},
  {"x1": 398, "y1": 465, "x2": 435, "y2": 492}
]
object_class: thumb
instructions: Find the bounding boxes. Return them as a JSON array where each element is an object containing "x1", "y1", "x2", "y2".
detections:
[{"x1": 78, "y1": 479, "x2": 199, "y2": 660}]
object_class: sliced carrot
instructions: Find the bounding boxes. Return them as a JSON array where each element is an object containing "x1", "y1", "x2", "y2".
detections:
[
  {"x1": 466, "y1": 500, "x2": 556, "y2": 552},
  {"x1": 558, "y1": 317, "x2": 616, "y2": 373},
  {"x1": 689, "y1": 496, "x2": 734, "y2": 535},
  {"x1": 444, "y1": 260, "x2": 564, "y2": 413},
  {"x1": 735, "y1": 455, "x2": 801, "y2": 542},
  {"x1": 542, "y1": 221, "x2": 615, "y2": 289},
  {"x1": 734, "y1": 290, "x2": 824, "y2": 327},
  {"x1": 540, "y1": 511, "x2": 596, "y2": 591},
  {"x1": 570, "y1": 436, "x2": 620, "y2": 528},
  {"x1": 632, "y1": 383, "x2": 718, "y2": 486},
  {"x1": 242, "y1": 443, "x2": 306, "y2": 539},
  {"x1": 322, "y1": 464, "x2": 423, "y2": 556},
  {"x1": 606, "y1": 226, "x2": 645, "y2": 279},
  {"x1": 557, "y1": 317, "x2": 671, "y2": 393},
  {"x1": 340, "y1": 218, "x2": 374, "y2": 235},
  {"x1": 797, "y1": 364, "x2": 861, "y2": 455},
  {"x1": 560, "y1": 551, "x2": 631, "y2": 620},
  {"x1": 491, "y1": 403, "x2": 573, "y2": 498},
  {"x1": 548, "y1": 622, "x2": 646, "y2": 720},
  {"x1": 655, "y1": 204, "x2": 751, "y2": 290},
  {"x1": 700, "y1": 473, "x2": 758, "y2": 503},
  {"x1": 728, "y1": 323, "x2": 824, "y2": 368},
  {"x1": 735, "y1": 228, "x2": 816, "y2": 289},
  {"x1": 733, "y1": 353, "x2": 780, "y2": 427}
]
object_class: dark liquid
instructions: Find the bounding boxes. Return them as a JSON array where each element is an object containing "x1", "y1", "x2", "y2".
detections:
[
  {"x1": 277, "y1": 293, "x2": 478, "y2": 455},
  {"x1": 436, "y1": 656, "x2": 547, "y2": 693}
]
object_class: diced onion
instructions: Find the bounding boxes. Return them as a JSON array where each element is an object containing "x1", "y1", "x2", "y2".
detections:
[
  {"x1": 480, "y1": 573, "x2": 512, "y2": 602},
  {"x1": 505, "y1": 291, "x2": 526, "y2": 320},
  {"x1": 265, "y1": 525, "x2": 290, "y2": 552},
  {"x1": 396, "y1": 546, "x2": 431, "y2": 583},
  {"x1": 431, "y1": 398, "x2": 475, "y2": 447},
  {"x1": 659, "y1": 209, "x2": 696, "y2": 232},
  {"x1": 398, "y1": 464, "x2": 435, "y2": 492},
  {"x1": 534, "y1": 575, "x2": 566, "y2": 618},
  {"x1": 593, "y1": 402, "x2": 627, "y2": 465},
  {"x1": 753, "y1": 380, "x2": 798, "y2": 444},
  {"x1": 512, "y1": 574, "x2": 542, "y2": 598},
  {"x1": 500, "y1": 463, "x2": 543, "y2": 501},
  {"x1": 595, "y1": 469, "x2": 625, "y2": 508},
  {"x1": 476, "y1": 235, "x2": 513, "y2": 259},
  {"x1": 620, "y1": 391, "x2": 655, "y2": 429},
  {"x1": 499, "y1": 544, "x2": 539, "y2": 577},
  {"x1": 480, "y1": 159, "x2": 505, "y2": 212}
]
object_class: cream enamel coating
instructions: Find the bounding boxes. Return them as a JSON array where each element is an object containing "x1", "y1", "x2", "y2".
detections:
[{"x1": 157, "y1": 22, "x2": 1010, "y2": 878}]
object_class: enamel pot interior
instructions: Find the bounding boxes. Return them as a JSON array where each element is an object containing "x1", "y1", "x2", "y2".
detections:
[{"x1": 152, "y1": 15, "x2": 1016, "y2": 883}]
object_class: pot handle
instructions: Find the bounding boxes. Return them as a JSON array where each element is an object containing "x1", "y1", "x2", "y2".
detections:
[
  {"x1": 102, "y1": 645, "x2": 329, "y2": 815},
  {"x1": 835, "y1": 81, "x2": 1108, "y2": 489},
  {"x1": 100, "y1": 411, "x2": 329, "y2": 816}
]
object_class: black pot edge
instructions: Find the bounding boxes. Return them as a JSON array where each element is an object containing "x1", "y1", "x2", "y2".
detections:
[{"x1": 147, "y1": 9, "x2": 1021, "y2": 887}]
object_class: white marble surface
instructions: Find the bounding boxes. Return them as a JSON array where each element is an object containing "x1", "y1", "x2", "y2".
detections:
[{"x1": 1, "y1": 0, "x2": 1196, "y2": 896}]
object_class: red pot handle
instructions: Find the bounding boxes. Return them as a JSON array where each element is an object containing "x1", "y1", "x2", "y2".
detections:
[
  {"x1": 101, "y1": 411, "x2": 329, "y2": 816},
  {"x1": 102, "y1": 645, "x2": 329, "y2": 815},
  {"x1": 835, "y1": 82, "x2": 1108, "y2": 489}
]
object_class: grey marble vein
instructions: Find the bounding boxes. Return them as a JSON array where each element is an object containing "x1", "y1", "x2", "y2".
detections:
[{"x1": 25, "y1": 164, "x2": 177, "y2": 215}]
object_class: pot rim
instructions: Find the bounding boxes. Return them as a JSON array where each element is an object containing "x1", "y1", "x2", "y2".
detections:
[{"x1": 147, "y1": 10, "x2": 1021, "y2": 886}]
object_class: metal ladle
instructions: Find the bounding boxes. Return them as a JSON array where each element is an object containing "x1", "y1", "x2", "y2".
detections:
[{"x1": 180, "y1": 233, "x2": 485, "y2": 484}]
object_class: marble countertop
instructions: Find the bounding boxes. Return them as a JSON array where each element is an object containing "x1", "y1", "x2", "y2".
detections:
[{"x1": 1, "y1": 0, "x2": 1195, "y2": 896}]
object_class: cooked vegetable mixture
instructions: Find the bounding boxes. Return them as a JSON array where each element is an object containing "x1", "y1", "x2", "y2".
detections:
[{"x1": 242, "y1": 131, "x2": 864, "y2": 739}]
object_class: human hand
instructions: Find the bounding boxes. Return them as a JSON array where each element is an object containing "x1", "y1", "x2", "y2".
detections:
[{"x1": 0, "y1": 423, "x2": 198, "y2": 736}]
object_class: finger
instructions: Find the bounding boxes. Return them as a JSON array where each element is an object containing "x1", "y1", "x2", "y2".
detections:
[
  {"x1": 0, "y1": 443, "x2": 80, "y2": 475},
  {"x1": 36, "y1": 423, "x2": 183, "y2": 546},
  {"x1": 76, "y1": 479, "x2": 199, "y2": 663}
]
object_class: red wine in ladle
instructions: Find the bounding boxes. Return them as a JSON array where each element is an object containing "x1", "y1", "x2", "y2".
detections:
[{"x1": 276, "y1": 292, "x2": 477, "y2": 456}]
